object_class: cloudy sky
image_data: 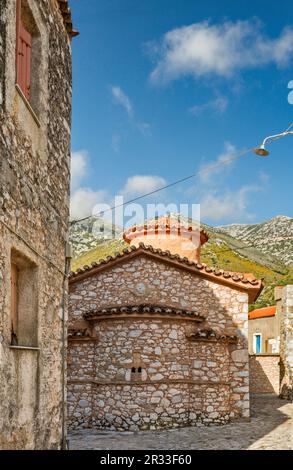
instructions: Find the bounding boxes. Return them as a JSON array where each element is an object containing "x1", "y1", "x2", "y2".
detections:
[{"x1": 70, "y1": 0, "x2": 293, "y2": 225}]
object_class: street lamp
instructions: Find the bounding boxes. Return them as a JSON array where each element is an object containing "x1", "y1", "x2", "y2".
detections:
[{"x1": 254, "y1": 124, "x2": 293, "y2": 156}]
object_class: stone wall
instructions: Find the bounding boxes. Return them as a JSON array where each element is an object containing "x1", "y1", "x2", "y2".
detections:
[
  {"x1": 0, "y1": 0, "x2": 72, "y2": 449},
  {"x1": 249, "y1": 355, "x2": 280, "y2": 394},
  {"x1": 278, "y1": 285, "x2": 293, "y2": 399},
  {"x1": 68, "y1": 254, "x2": 250, "y2": 430}
]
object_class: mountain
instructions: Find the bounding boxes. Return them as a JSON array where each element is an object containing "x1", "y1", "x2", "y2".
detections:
[
  {"x1": 69, "y1": 216, "x2": 123, "y2": 258},
  {"x1": 216, "y1": 215, "x2": 293, "y2": 267},
  {"x1": 69, "y1": 215, "x2": 293, "y2": 309}
]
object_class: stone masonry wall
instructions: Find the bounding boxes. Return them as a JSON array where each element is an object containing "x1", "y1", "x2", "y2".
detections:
[
  {"x1": 68, "y1": 254, "x2": 250, "y2": 430},
  {"x1": 0, "y1": 0, "x2": 72, "y2": 449},
  {"x1": 279, "y1": 285, "x2": 293, "y2": 399},
  {"x1": 249, "y1": 355, "x2": 280, "y2": 394}
]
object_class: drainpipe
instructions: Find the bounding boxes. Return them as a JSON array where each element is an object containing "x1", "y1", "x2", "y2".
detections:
[{"x1": 61, "y1": 240, "x2": 72, "y2": 450}]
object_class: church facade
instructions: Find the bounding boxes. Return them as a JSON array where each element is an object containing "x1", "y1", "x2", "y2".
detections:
[{"x1": 68, "y1": 218, "x2": 263, "y2": 431}]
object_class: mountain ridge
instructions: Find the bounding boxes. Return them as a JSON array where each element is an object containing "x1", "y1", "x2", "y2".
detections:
[
  {"x1": 69, "y1": 214, "x2": 293, "y2": 309},
  {"x1": 216, "y1": 215, "x2": 293, "y2": 266}
]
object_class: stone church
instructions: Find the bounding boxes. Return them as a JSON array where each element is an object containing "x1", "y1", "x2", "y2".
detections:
[
  {"x1": 0, "y1": 0, "x2": 75, "y2": 449},
  {"x1": 68, "y1": 217, "x2": 263, "y2": 431}
]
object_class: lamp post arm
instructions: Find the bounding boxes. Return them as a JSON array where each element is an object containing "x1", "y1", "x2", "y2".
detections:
[{"x1": 262, "y1": 130, "x2": 293, "y2": 146}]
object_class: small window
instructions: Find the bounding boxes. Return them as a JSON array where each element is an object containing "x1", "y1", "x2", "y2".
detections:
[
  {"x1": 15, "y1": 0, "x2": 41, "y2": 110},
  {"x1": 131, "y1": 366, "x2": 143, "y2": 381},
  {"x1": 16, "y1": 0, "x2": 32, "y2": 100},
  {"x1": 10, "y1": 250, "x2": 38, "y2": 347},
  {"x1": 253, "y1": 334, "x2": 262, "y2": 354},
  {"x1": 10, "y1": 263, "x2": 19, "y2": 345}
]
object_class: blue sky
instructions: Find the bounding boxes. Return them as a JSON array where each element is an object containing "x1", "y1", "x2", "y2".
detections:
[{"x1": 70, "y1": 0, "x2": 293, "y2": 226}]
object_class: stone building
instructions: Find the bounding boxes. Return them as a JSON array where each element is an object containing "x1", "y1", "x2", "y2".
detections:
[
  {"x1": 277, "y1": 285, "x2": 293, "y2": 399},
  {"x1": 0, "y1": 0, "x2": 75, "y2": 449},
  {"x1": 68, "y1": 217, "x2": 263, "y2": 431},
  {"x1": 248, "y1": 305, "x2": 280, "y2": 354},
  {"x1": 248, "y1": 305, "x2": 280, "y2": 393},
  {"x1": 248, "y1": 286, "x2": 293, "y2": 397}
]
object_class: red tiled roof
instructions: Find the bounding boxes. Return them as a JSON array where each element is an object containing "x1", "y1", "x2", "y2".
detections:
[
  {"x1": 69, "y1": 242, "x2": 264, "y2": 303},
  {"x1": 84, "y1": 304, "x2": 205, "y2": 322},
  {"x1": 249, "y1": 305, "x2": 277, "y2": 320},
  {"x1": 123, "y1": 216, "x2": 209, "y2": 246}
]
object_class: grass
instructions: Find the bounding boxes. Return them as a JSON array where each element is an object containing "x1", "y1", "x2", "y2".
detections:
[{"x1": 71, "y1": 234, "x2": 293, "y2": 309}]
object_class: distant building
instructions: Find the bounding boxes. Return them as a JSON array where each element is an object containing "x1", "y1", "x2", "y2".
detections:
[
  {"x1": 0, "y1": 0, "x2": 75, "y2": 449},
  {"x1": 249, "y1": 286, "x2": 293, "y2": 398},
  {"x1": 248, "y1": 305, "x2": 280, "y2": 354},
  {"x1": 68, "y1": 217, "x2": 263, "y2": 431}
]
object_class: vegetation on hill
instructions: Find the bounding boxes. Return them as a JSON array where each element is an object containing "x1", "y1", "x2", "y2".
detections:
[{"x1": 70, "y1": 215, "x2": 293, "y2": 310}]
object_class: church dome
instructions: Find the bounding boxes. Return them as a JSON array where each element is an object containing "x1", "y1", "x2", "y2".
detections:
[{"x1": 123, "y1": 215, "x2": 209, "y2": 263}]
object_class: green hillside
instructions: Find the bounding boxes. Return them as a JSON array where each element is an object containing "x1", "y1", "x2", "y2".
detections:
[{"x1": 70, "y1": 231, "x2": 293, "y2": 310}]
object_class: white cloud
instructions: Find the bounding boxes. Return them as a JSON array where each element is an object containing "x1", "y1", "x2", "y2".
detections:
[
  {"x1": 121, "y1": 175, "x2": 167, "y2": 197},
  {"x1": 149, "y1": 20, "x2": 293, "y2": 84},
  {"x1": 186, "y1": 142, "x2": 269, "y2": 222},
  {"x1": 70, "y1": 188, "x2": 107, "y2": 221},
  {"x1": 199, "y1": 186, "x2": 260, "y2": 222},
  {"x1": 110, "y1": 86, "x2": 151, "y2": 139},
  {"x1": 111, "y1": 134, "x2": 120, "y2": 153},
  {"x1": 111, "y1": 86, "x2": 133, "y2": 117},
  {"x1": 70, "y1": 150, "x2": 108, "y2": 220},
  {"x1": 71, "y1": 151, "x2": 87, "y2": 191},
  {"x1": 189, "y1": 96, "x2": 228, "y2": 116},
  {"x1": 199, "y1": 142, "x2": 237, "y2": 183},
  {"x1": 136, "y1": 121, "x2": 152, "y2": 136}
]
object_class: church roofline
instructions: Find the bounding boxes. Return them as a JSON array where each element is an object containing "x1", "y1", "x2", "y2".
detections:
[{"x1": 69, "y1": 243, "x2": 264, "y2": 303}]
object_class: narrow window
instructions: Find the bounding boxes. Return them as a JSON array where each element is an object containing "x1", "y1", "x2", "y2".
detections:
[
  {"x1": 10, "y1": 250, "x2": 38, "y2": 347},
  {"x1": 131, "y1": 367, "x2": 136, "y2": 374},
  {"x1": 10, "y1": 263, "x2": 19, "y2": 345},
  {"x1": 16, "y1": 0, "x2": 32, "y2": 100}
]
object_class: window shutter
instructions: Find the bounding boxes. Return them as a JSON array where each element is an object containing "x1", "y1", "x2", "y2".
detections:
[
  {"x1": 11, "y1": 263, "x2": 18, "y2": 337},
  {"x1": 16, "y1": 0, "x2": 32, "y2": 100}
]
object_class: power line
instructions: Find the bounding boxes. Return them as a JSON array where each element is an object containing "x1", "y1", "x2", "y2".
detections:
[{"x1": 70, "y1": 146, "x2": 254, "y2": 225}]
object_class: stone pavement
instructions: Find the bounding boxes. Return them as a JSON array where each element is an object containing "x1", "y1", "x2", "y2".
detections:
[{"x1": 68, "y1": 396, "x2": 293, "y2": 450}]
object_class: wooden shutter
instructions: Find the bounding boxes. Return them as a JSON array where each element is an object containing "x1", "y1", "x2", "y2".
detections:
[
  {"x1": 11, "y1": 263, "x2": 19, "y2": 337},
  {"x1": 16, "y1": 0, "x2": 32, "y2": 100}
]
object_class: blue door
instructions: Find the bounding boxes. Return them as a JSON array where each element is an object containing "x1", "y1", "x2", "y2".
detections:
[{"x1": 255, "y1": 334, "x2": 261, "y2": 353}]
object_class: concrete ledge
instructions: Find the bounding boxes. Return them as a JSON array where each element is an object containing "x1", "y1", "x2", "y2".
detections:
[
  {"x1": 15, "y1": 84, "x2": 41, "y2": 127},
  {"x1": 9, "y1": 345, "x2": 40, "y2": 351},
  {"x1": 250, "y1": 353, "x2": 280, "y2": 357}
]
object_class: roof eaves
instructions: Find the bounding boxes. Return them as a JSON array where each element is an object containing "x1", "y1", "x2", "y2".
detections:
[{"x1": 69, "y1": 243, "x2": 264, "y2": 302}]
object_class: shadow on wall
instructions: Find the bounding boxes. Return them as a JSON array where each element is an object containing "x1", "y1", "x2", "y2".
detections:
[{"x1": 249, "y1": 355, "x2": 280, "y2": 395}]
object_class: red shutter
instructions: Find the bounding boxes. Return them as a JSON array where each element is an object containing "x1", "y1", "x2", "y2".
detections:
[{"x1": 16, "y1": 0, "x2": 32, "y2": 100}]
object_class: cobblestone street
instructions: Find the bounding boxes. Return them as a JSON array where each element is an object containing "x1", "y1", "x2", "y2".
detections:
[{"x1": 68, "y1": 396, "x2": 293, "y2": 450}]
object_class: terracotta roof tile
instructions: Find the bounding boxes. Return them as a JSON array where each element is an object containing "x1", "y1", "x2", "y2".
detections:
[
  {"x1": 249, "y1": 305, "x2": 277, "y2": 320},
  {"x1": 84, "y1": 304, "x2": 205, "y2": 321},
  {"x1": 69, "y1": 243, "x2": 264, "y2": 303},
  {"x1": 186, "y1": 327, "x2": 238, "y2": 343},
  {"x1": 123, "y1": 216, "x2": 209, "y2": 246}
]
